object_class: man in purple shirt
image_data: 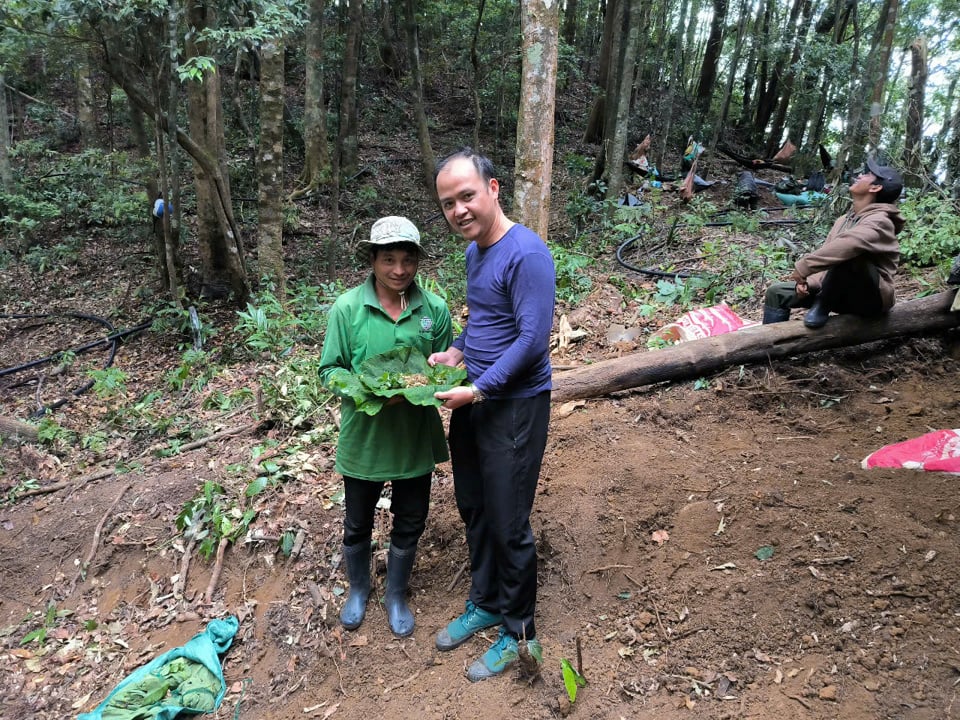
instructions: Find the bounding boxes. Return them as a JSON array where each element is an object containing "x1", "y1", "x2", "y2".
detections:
[{"x1": 430, "y1": 148, "x2": 555, "y2": 682}]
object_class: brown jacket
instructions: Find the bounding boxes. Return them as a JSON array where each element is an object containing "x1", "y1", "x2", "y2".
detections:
[{"x1": 795, "y1": 203, "x2": 904, "y2": 310}]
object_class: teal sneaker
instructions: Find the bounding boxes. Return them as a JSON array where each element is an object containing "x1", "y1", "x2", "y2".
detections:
[
  {"x1": 466, "y1": 628, "x2": 542, "y2": 682},
  {"x1": 435, "y1": 600, "x2": 502, "y2": 651}
]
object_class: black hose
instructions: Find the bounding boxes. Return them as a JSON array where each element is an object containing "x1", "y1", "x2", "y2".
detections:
[{"x1": 0, "y1": 314, "x2": 152, "y2": 416}]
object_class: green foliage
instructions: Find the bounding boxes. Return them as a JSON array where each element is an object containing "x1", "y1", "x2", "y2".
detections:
[
  {"x1": 4, "y1": 478, "x2": 40, "y2": 505},
  {"x1": 652, "y1": 276, "x2": 713, "y2": 310},
  {"x1": 897, "y1": 193, "x2": 960, "y2": 267},
  {"x1": 81, "y1": 430, "x2": 109, "y2": 454},
  {"x1": 235, "y1": 282, "x2": 341, "y2": 359},
  {"x1": 36, "y1": 418, "x2": 75, "y2": 447},
  {"x1": 151, "y1": 302, "x2": 218, "y2": 352},
  {"x1": 202, "y1": 388, "x2": 255, "y2": 412},
  {"x1": 175, "y1": 481, "x2": 257, "y2": 560},
  {"x1": 427, "y1": 248, "x2": 467, "y2": 314},
  {"x1": 20, "y1": 602, "x2": 71, "y2": 647},
  {"x1": 178, "y1": 56, "x2": 217, "y2": 83},
  {"x1": 560, "y1": 658, "x2": 587, "y2": 703},
  {"x1": 551, "y1": 244, "x2": 594, "y2": 305},
  {"x1": 88, "y1": 368, "x2": 128, "y2": 398},
  {"x1": 326, "y1": 347, "x2": 467, "y2": 416},
  {"x1": 259, "y1": 356, "x2": 331, "y2": 427},
  {"x1": 166, "y1": 349, "x2": 217, "y2": 393},
  {"x1": 22, "y1": 238, "x2": 81, "y2": 274}
]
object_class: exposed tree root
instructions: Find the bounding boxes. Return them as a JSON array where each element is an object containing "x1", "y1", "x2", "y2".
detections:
[
  {"x1": 204, "y1": 537, "x2": 230, "y2": 604},
  {"x1": 66, "y1": 482, "x2": 133, "y2": 597}
]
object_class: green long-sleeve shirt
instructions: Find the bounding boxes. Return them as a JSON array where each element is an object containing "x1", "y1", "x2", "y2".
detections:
[{"x1": 318, "y1": 276, "x2": 453, "y2": 480}]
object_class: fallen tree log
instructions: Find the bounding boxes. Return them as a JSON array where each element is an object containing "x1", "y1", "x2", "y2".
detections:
[
  {"x1": 552, "y1": 290, "x2": 960, "y2": 403},
  {"x1": 0, "y1": 415, "x2": 39, "y2": 442}
]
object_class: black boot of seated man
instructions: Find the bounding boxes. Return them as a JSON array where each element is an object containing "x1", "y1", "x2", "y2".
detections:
[{"x1": 762, "y1": 305, "x2": 791, "y2": 324}]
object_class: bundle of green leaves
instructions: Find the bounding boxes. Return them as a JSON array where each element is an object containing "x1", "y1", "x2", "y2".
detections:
[{"x1": 327, "y1": 346, "x2": 467, "y2": 415}]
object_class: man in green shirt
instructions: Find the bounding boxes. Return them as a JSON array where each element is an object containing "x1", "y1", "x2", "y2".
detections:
[{"x1": 318, "y1": 216, "x2": 453, "y2": 637}]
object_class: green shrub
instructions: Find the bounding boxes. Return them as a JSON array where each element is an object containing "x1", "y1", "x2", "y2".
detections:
[{"x1": 897, "y1": 193, "x2": 960, "y2": 266}]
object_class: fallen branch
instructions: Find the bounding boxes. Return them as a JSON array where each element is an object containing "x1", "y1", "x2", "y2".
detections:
[
  {"x1": 204, "y1": 537, "x2": 230, "y2": 604},
  {"x1": 446, "y1": 559, "x2": 468, "y2": 592},
  {"x1": 382, "y1": 669, "x2": 422, "y2": 694},
  {"x1": 585, "y1": 563, "x2": 633, "y2": 574},
  {"x1": 18, "y1": 422, "x2": 261, "y2": 500},
  {"x1": 0, "y1": 415, "x2": 39, "y2": 442},
  {"x1": 172, "y1": 537, "x2": 197, "y2": 601},
  {"x1": 66, "y1": 482, "x2": 133, "y2": 596}
]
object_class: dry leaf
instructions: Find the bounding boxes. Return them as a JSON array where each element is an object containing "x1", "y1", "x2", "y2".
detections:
[
  {"x1": 773, "y1": 668, "x2": 783, "y2": 684},
  {"x1": 651, "y1": 529, "x2": 669, "y2": 546},
  {"x1": 557, "y1": 400, "x2": 586, "y2": 418}
]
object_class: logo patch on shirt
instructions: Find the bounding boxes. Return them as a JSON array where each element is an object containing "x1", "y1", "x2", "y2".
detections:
[{"x1": 420, "y1": 316, "x2": 433, "y2": 332}]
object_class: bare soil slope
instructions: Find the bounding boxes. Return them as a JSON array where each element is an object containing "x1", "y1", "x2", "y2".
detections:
[{"x1": 3, "y1": 260, "x2": 960, "y2": 719}]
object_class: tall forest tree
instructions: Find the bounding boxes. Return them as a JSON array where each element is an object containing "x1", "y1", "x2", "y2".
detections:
[
  {"x1": 694, "y1": 0, "x2": 727, "y2": 117},
  {"x1": 514, "y1": 0, "x2": 560, "y2": 240},
  {"x1": 257, "y1": 37, "x2": 285, "y2": 294},
  {"x1": 404, "y1": 0, "x2": 437, "y2": 202},
  {"x1": 291, "y1": 0, "x2": 331, "y2": 200},
  {"x1": 903, "y1": 37, "x2": 928, "y2": 185}
]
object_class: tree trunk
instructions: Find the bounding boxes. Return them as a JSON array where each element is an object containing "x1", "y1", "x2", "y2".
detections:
[
  {"x1": 562, "y1": 0, "x2": 579, "y2": 48},
  {"x1": 736, "y1": 2, "x2": 760, "y2": 131},
  {"x1": 377, "y1": 0, "x2": 402, "y2": 81},
  {"x1": 582, "y1": 0, "x2": 619, "y2": 145},
  {"x1": 0, "y1": 75, "x2": 12, "y2": 192},
  {"x1": 338, "y1": 0, "x2": 363, "y2": 178},
  {"x1": 903, "y1": 37, "x2": 927, "y2": 185},
  {"x1": 258, "y1": 38, "x2": 285, "y2": 296},
  {"x1": 77, "y1": 52, "x2": 97, "y2": 144},
  {"x1": 404, "y1": 0, "x2": 437, "y2": 201},
  {"x1": 682, "y1": 0, "x2": 702, "y2": 93},
  {"x1": 602, "y1": 0, "x2": 639, "y2": 201},
  {"x1": 867, "y1": 0, "x2": 900, "y2": 149},
  {"x1": 694, "y1": 0, "x2": 727, "y2": 116},
  {"x1": 754, "y1": 0, "x2": 802, "y2": 138},
  {"x1": 514, "y1": 0, "x2": 560, "y2": 239},
  {"x1": 658, "y1": 0, "x2": 687, "y2": 171},
  {"x1": 469, "y1": 0, "x2": 487, "y2": 150},
  {"x1": 293, "y1": 0, "x2": 331, "y2": 199},
  {"x1": 185, "y1": 0, "x2": 248, "y2": 303},
  {"x1": 764, "y1": 0, "x2": 813, "y2": 156},
  {"x1": 710, "y1": 0, "x2": 748, "y2": 150},
  {"x1": 552, "y1": 291, "x2": 960, "y2": 403}
]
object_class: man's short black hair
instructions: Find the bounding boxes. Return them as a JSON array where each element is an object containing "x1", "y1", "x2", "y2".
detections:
[{"x1": 434, "y1": 147, "x2": 496, "y2": 183}]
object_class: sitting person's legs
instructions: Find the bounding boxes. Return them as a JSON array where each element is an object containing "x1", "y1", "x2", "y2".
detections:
[{"x1": 816, "y1": 257, "x2": 883, "y2": 317}]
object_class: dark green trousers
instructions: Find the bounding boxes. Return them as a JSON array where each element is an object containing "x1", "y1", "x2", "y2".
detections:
[{"x1": 765, "y1": 258, "x2": 883, "y2": 316}]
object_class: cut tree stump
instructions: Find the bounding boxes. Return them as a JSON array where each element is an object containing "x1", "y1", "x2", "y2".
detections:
[
  {"x1": 552, "y1": 289, "x2": 960, "y2": 403},
  {"x1": 0, "y1": 415, "x2": 39, "y2": 442}
]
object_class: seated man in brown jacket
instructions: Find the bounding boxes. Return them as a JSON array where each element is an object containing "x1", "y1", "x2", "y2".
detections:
[{"x1": 762, "y1": 157, "x2": 904, "y2": 329}]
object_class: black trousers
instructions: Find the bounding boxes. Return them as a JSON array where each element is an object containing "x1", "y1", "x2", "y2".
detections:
[
  {"x1": 765, "y1": 257, "x2": 883, "y2": 316},
  {"x1": 342, "y1": 473, "x2": 432, "y2": 550},
  {"x1": 448, "y1": 391, "x2": 551, "y2": 641}
]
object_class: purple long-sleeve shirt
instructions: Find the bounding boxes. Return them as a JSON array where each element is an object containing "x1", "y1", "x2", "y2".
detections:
[{"x1": 452, "y1": 224, "x2": 555, "y2": 398}]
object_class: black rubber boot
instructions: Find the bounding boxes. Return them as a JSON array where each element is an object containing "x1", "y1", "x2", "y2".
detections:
[
  {"x1": 339, "y1": 542, "x2": 371, "y2": 630},
  {"x1": 762, "y1": 305, "x2": 791, "y2": 324},
  {"x1": 384, "y1": 544, "x2": 417, "y2": 637},
  {"x1": 803, "y1": 298, "x2": 830, "y2": 329}
]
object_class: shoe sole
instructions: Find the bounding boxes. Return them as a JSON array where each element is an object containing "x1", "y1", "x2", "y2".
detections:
[{"x1": 435, "y1": 619, "x2": 502, "y2": 652}]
